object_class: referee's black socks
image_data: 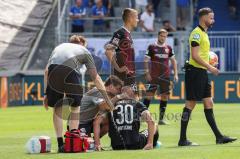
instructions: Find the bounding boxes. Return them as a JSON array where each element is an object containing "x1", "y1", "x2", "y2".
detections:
[
  {"x1": 180, "y1": 107, "x2": 192, "y2": 141},
  {"x1": 159, "y1": 100, "x2": 167, "y2": 121},
  {"x1": 143, "y1": 98, "x2": 151, "y2": 108},
  {"x1": 204, "y1": 108, "x2": 223, "y2": 139}
]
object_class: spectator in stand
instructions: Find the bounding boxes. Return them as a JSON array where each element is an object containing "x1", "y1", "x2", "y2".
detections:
[
  {"x1": 192, "y1": 0, "x2": 199, "y2": 22},
  {"x1": 162, "y1": 20, "x2": 176, "y2": 33},
  {"x1": 103, "y1": 0, "x2": 115, "y2": 17},
  {"x1": 69, "y1": 0, "x2": 87, "y2": 33},
  {"x1": 151, "y1": 0, "x2": 161, "y2": 17},
  {"x1": 82, "y1": 0, "x2": 90, "y2": 7},
  {"x1": 103, "y1": 0, "x2": 115, "y2": 31},
  {"x1": 176, "y1": 0, "x2": 190, "y2": 30},
  {"x1": 140, "y1": 3, "x2": 155, "y2": 32},
  {"x1": 228, "y1": 0, "x2": 238, "y2": 19},
  {"x1": 135, "y1": 0, "x2": 148, "y2": 14},
  {"x1": 91, "y1": 0, "x2": 108, "y2": 32}
]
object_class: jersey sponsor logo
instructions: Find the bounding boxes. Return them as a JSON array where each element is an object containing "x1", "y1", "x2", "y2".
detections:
[
  {"x1": 155, "y1": 54, "x2": 169, "y2": 59},
  {"x1": 193, "y1": 33, "x2": 200, "y2": 40}
]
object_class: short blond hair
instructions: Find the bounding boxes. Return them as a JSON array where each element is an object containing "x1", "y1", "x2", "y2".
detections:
[
  {"x1": 158, "y1": 28, "x2": 168, "y2": 35},
  {"x1": 122, "y1": 8, "x2": 138, "y2": 22},
  {"x1": 69, "y1": 35, "x2": 87, "y2": 47}
]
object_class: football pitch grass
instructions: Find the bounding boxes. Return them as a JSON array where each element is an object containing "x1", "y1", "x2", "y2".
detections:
[{"x1": 0, "y1": 104, "x2": 239, "y2": 159}]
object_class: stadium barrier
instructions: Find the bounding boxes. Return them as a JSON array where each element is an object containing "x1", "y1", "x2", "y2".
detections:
[
  {"x1": 0, "y1": 77, "x2": 8, "y2": 108},
  {"x1": 54, "y1": 30, "x2": 240, "y2": 73},
  {"x1": 0, "y1": 73, "x2": 239, "y2": 107}
]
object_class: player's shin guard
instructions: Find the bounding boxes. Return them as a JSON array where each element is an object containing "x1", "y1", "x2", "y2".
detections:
[
  {"x1": 204, "y1": 108, "x2": 223, "y2": 139},
  {"x1": 159, "y1": 100, "x2": 167, "y2": 121},
  {"x1": 180, "y1": 107, "x2": 192, "y2": 141}
]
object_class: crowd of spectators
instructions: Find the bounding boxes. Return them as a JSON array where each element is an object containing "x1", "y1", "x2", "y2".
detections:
[
  {"x1": 228, "y1": 0, "x2": 238, "y2": 20},
  {"x1": 68, "y1": 0, "x2": 195, "y2": 33},
  {"x1": 69, "y1": 0, "x2": 115, "y2": 33}
]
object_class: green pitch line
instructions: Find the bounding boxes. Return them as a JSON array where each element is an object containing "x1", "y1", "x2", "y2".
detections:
[{"x1": 0, "y1": 104, "x2": 239, "y2": 159}]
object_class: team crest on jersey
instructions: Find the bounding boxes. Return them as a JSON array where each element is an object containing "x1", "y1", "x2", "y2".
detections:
[
  {"x1": 193, "y1": 33, "x2": 200, "y2": 40},
  {"x1": 112, "y1": 37, "x2": 120, "y2": 45},
  {"x1": 165, "y1": 48, "x2": 169, "y2": 53}
]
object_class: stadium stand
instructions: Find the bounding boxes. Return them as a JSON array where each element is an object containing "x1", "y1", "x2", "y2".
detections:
[
  {"x1": 195, "y1": 0, "x2": 240, "y2": 71},
  {"x1": 195, "y1": 0, "x2": 240, "y2": 31},
  {"x1": 0, "y1": 0, "x2": 56, "y2": 71},
  {"x1": 0, "y1": 0, "x2": 239, "y2": 72}
]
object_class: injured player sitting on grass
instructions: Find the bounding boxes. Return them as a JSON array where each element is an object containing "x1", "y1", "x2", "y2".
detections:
[
  {"x1": 67, "y1": 75, "x2": 130, "y2": 151},
  {"x1": 108, "y1": 86, "x2": 159, "y2": 150}
]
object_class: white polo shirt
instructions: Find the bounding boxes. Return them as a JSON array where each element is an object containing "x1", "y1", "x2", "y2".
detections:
[{"x1": 140, "y1": 11, "x2": 155, "y2": 32}]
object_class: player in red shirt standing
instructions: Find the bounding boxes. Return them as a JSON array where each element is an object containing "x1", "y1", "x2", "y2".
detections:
[
  {"x1": 105, "y1": 8, "x2": 139, "y2": 86},
  {"x1": 143, "y1": 29, "x2": 178, "y2": 125}
]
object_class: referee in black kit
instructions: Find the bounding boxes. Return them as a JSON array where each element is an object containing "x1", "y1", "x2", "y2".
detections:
[{"x1": 178, "y1": 7, "x2": 237, "y2": 146}]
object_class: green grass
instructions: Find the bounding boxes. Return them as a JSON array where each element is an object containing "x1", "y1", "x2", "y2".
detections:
[{"x1": 0, "y1": 104, "x2": 240, "y2": 159}]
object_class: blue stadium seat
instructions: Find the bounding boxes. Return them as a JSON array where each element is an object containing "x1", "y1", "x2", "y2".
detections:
[{"x1": 195, "y1": 0, "x2": 240, "y2": 31}]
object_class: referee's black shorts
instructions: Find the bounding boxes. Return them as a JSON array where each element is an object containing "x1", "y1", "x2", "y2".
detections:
[
  {"x1": 185, "y1": 64, "x2": 211, "y2": 101},
  {"x1": 46, "y1": 64, "x2": 83, "y2": 107}
]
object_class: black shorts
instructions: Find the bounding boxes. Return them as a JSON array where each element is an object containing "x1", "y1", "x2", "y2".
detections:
[
  {"x1": 66, "y1": 122, "x2": 93, "y2": 137},
  {"x1": 185, "y1": 65, "x2": 211, "y2": 101},
  {"x1": 78, "y1": 122, "x2": 93, "y2": 137},
  {"x1": 112, "y1": 129, "x2": 159, "y2": 150},
  {"x1": 46, "y1": 64, "x2": 83, "y2": 107},
  {"x1": 77, "y1": 121, "x2": 105, "y2": 137},
  {"x1": 146, "y1": 77, "x2": 171, "y2": 95}
]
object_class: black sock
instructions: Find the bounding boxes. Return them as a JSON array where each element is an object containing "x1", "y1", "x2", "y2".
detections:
[
  {"x1": 180, "y1": 107, "x2": 192, "y2": 141},
  {"x1": 204, "y1": 109, "x2": 223, "y2": 139},
  {"x1": 143, "y1": 98, "x2": 151, "y2": 108},
  {"x1": 57, "y1": 137, "x2": 64, "y2": 148},
  {"x1": 159, "y1": 100, "x2": 167, "y2": 121},
  {"x1": 153, "y1": 130, "x2": 159, "y2": 147}
]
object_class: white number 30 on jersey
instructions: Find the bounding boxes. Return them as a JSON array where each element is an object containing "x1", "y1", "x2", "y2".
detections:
[{"x1": 115, "y1": 104, "x2": 134, "y2": 125}]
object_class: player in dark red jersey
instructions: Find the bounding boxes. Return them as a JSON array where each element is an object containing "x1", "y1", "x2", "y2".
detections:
[
  {"x1": 108, "y1": 86, "x2": 159, "y2": 150},
  {"x1": 105, "y1": 8, "x2": 139, "y2": 86},
  {"x1": 143, "y1": 29, "x2": 178, "y2": 125}
]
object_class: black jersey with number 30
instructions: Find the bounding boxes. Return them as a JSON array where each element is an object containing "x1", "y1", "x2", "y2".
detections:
[{"x1": 108, "y1": 99, "x2": 147, "y2": 146}]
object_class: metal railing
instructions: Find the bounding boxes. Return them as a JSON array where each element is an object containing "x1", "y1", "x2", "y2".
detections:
[
  {"x1": 54, "y1": 0, "x2": 239, "y2": 72},
  {"x1": 208, "y1": 31, "x2": 240, "y2": 71}
]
